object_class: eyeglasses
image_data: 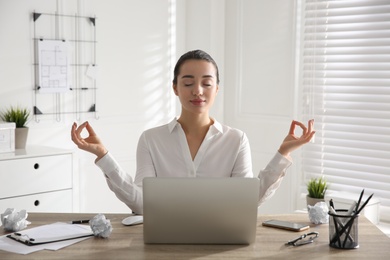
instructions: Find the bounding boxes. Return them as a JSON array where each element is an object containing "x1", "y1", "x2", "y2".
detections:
[{"x1": 285, "y1": 231, "x2": 319, "y2": 246}]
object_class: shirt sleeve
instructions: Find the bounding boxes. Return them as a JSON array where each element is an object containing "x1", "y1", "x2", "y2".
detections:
[
  {"x1": 95, "y1": 152, "x2": 144, "y2": 214},
  {"x1": 95, "y1": 131, "x2": 157, "y2": 215},
  {"x1": 257, "y1": 152, "x2": 292, "y2": 206},
  {"x1": 231, "y1": 132, "x2": 292, "y2": 205}
]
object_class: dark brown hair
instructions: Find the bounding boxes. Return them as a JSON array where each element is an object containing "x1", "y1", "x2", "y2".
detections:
[{"x1": 172, "y1": 50, "x2": 220, "y2": 85}]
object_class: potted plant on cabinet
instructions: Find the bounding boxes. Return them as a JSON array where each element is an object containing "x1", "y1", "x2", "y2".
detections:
[
  {"x1": 306, "y1": 176, "x2": 328, "y2": 207},
  {"x1": 0, "y1": 106, "x2": 30, "y2": 149}
]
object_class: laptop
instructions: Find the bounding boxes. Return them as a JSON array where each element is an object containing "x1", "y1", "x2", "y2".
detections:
[{"x1": 142, "y1": 177, "x2": 260, "y2": 244}]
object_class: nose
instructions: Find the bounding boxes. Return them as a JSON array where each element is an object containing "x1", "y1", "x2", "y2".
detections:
[{"x1": 192, "y1": 83, "x2": 203, "y2": 96}]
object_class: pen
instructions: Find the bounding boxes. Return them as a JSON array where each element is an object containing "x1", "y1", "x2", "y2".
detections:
[
  {"x1": 329, "y1": 199, "x2": 334, "y2": 209},
  {"x1": 355, "y1": 189, "x2": 365, "y2": 214},
  {"x1": 69, "y1": 220, "x2": 90, "y2": 224},
  {"x1": 355, "y1": 193, "x2": 374, "y2": 216}
]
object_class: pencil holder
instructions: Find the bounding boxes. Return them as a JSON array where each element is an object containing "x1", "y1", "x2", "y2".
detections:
[{"x1": 328, "y1": 209, "x2": 359, "y2": 249}]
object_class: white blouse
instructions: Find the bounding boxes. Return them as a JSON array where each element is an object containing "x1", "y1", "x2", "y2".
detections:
[{"x1": 96, "y1": 118, "x2": 292, "y2": 214}]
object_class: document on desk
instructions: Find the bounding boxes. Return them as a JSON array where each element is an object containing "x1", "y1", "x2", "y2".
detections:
[{"x1": 0, "y1": 222, "x2": 93, "y2": 255}]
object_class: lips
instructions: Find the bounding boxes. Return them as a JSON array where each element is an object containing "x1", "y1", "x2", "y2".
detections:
[{"x1": 190, "y1": 99, "x2": 205, "y2": 106}]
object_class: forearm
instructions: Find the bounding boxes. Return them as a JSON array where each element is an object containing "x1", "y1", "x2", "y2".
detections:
[{"x1": 257, "y1": 152, "x2": 292, "y2": 205}]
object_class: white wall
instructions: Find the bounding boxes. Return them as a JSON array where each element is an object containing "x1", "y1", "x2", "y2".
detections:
[
  {"x1": 0, "y1": 0, "x2": 300, "y2": 214},
  {"x1": 224, "y1": 0, "x2": 300, "y2": 213},
  {"x1": 0, "y1": 0, "x2": 175, "y2": 213}
]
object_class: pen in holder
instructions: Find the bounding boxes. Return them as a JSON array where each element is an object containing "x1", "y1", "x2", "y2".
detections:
[{"x1": 328, "y1": 209, "x2": 359, "y2": 249}]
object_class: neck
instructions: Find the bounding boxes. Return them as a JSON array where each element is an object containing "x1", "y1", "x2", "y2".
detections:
[{"x1": 177, "y1": 112, "x2": 213, "y2": 134}]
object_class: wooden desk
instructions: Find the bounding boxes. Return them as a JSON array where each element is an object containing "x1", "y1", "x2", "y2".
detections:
[{"x1": 1, "y1": 213, "x2": 389, "y2": 259}]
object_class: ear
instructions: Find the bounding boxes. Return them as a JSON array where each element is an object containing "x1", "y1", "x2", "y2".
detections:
[
  {"x1": 216, "y1": 84, "x2": 219, "y2": 94},
  {"x1": 173, "y1": 84, "x2": 179, "y2": 96},
  {"x1": 172, "y1": 84, "x2": 179, "y2": 96}
]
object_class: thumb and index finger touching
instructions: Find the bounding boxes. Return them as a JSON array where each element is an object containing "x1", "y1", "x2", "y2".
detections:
[{"x1": 289, "y1": 119, "x2": 315, "y2": 143}]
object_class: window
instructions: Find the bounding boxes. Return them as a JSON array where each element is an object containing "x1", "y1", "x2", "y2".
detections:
[{"x1": 299, "y1": 0, "x2": 390, "y2": 222}]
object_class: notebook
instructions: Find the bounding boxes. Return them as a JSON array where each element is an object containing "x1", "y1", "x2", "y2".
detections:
[{"x1": 142, "y1": 177, "x2": 260, "y2": 244}]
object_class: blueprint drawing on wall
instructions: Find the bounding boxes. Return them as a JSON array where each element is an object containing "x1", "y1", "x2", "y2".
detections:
[{"x1": 38, "y1": 40, "x2": 72, "y2": 93}]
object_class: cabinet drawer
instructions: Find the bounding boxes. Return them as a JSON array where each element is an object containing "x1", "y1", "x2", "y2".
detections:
[
  {"x1": 0, "y1": 154, "x2": 72, "y2": 198},
  {"x1": 0, "y1": 189, "x2": 73, "y2": 213}
]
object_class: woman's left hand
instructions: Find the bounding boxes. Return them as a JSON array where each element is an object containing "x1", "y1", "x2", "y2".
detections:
[{"x1": 278, "y1": 119, "x2": 315, "y2": 157}]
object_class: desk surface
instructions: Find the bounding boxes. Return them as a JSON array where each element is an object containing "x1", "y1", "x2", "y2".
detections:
[{"x1": 1, "y1": 213, "x2": 389, "y2": 259}]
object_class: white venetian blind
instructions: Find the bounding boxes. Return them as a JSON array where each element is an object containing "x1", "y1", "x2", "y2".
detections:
[{"x1": 300, "y1": 0, "x2": 390, "y2": 221}]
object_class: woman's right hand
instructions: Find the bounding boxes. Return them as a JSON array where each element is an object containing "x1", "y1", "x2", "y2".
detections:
[{"x1": 71, "y1": 121, "x2": 108, "y2": 161}]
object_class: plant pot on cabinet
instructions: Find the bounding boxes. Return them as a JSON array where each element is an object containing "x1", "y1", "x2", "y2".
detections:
[
  {"x1": 15, "y1": 127, "x2": 28, "y2": 149},
  {"x1": 306, "y1": 195, "x2": 325, "y2": 208}
]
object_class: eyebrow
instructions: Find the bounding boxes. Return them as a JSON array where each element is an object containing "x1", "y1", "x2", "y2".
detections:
[{"x1": 181, "y1": 75, "x2": 214, "y2": 79}]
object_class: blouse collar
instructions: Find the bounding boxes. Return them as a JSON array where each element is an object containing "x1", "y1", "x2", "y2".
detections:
[{"x1": 168, "y1": 117, "x2": 223, "y2": 134}]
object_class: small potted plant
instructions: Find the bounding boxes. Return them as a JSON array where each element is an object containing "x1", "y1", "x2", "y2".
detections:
[
  {"x1": 0, "y1": 106, "x2": 30, "y2": 149},
  {"x1": 306, "y1": 176, "x2": 328, "y2": 207}
]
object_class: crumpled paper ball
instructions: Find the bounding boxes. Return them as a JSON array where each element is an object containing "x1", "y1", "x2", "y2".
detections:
[
  {"x1": 1, "y1": 208, "x2": 31, "y2": 232},
  {"x1": 89, "y1": 213, "x2": 113, "y2": 238},
  {"x1": 308, "y1": 201, "x2": 329, "y2": 224}
]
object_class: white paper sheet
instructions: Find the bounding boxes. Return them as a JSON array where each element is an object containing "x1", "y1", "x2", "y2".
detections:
[
  {"x1": 0, "y1": 222, "x2": 93, "y2": 255},
  {"x1": 86, "y1": 64, "x2": 98, "y2": 80},
  {"x1": 38, "y1": 40, "x2": 72, "y2": 93}
]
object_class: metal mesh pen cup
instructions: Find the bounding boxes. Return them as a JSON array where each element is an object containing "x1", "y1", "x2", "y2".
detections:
[{"x1": 328, "y1": 209, "x2": 359, "y2": 249}]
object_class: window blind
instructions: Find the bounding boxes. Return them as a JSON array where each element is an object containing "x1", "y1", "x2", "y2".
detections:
[{"x1": 300, "y1": 0, "x2": 390, "y2": 222}]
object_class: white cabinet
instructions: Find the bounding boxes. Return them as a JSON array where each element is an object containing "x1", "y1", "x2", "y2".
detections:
[{"x1": 0, "y1": 146, "x2": 77, "y2": 213}]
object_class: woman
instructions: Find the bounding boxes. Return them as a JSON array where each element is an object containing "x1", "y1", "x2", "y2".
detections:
[{"x1": 71, "y1": 50, "x2": 315, "y2": 214}]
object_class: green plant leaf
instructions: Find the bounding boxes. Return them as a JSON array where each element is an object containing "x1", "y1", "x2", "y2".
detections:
[
  {"x1": 307, "y1": 176, "x2": 328, "y2": 199},
  {"x1": 0, "y1": 106, "x2": 30, "y2": 128}
]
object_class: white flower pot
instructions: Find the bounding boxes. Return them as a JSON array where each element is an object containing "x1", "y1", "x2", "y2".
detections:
[
  {"x1": 15, "y1": 127, "x2": 28, "y2": 149},
  {"x1": 306, "y1": 195, "x2": 325, "y2": 207}
]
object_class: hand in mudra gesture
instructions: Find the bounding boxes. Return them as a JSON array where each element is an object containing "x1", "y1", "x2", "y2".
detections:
[
  {"x1": 278, "y1": 119, "x2": 315, "y2": 157},
  {"x1": 71, "y1": 121, "x2": 108, "y2": 160}
]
